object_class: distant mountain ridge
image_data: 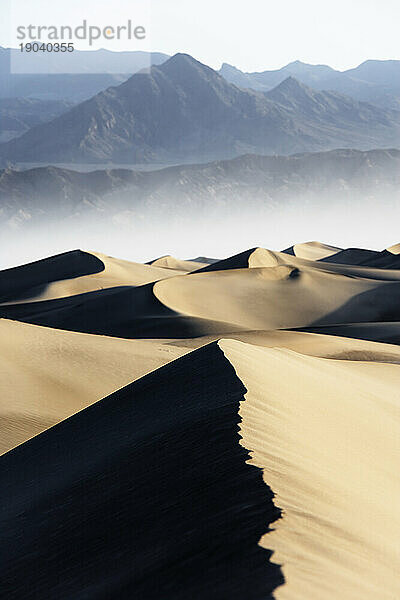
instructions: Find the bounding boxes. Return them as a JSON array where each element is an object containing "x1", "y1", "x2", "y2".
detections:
[
  {"x1": 1, "y1": 54, "x2": 399, "y2": 166},
  {"x1": 0, "y1": 97, "x2": 73, "y2": 143},
  {"x1": 220, "y1": 59, "x2": 400, "y2": 110},
  {"x1": 1, "y1": 148, "x2": 399, "y2": 229}
]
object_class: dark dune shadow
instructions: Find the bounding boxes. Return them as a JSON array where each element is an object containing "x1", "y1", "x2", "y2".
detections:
[
  {"x1": 359, "y1": 250, "x2": 400, "y2": 269},
  {"x1": 281, "y1": 246, "x2": 296, "y2": 256},
  {"x1": 0, "y1": 283, "x2": 245, "y2": 338},
  {"x1": 293, "y1": 322, "x2": 400, "y2": 346},
  {"x1": 189, "y1": 256, "x2": 219, "y2": 264},
  {"x1": 0, "y1": 250, "x2": 105, "y2": 303},
  {"x1": 0, "y1": 342, "x2": 283, "y2": 599},
  {"x1": 320, "y1": 248, "x2": 400, "y2": 269},
  {"x1": 308, "y1": 281, "x2": 400, "y2": 327},
  {"x1": 194, "y1": 248, "x2": 259, "y2": 273},
  {"x1": 320, "y1": 247, "x2": 383, "y2": 266}
]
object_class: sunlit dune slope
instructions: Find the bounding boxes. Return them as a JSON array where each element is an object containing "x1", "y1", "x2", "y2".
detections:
[
  {"x1": 221, "y1": 339, "x2": 400, "y2": 599},
  {"x1": 387, "y1": 242, "x2": 400, "y2": 254},
  {"x1": 283, "y1": 241, "x2": 342, "y2": 260},
  {"x1": 0, "y1": 319, "x2": 186, "y2": 454},
  {"x1": 154, "y1": 264, "x2": 400, "y2": 329}
]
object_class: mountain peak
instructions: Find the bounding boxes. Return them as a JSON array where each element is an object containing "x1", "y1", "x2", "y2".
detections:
[
  {"x1": 265, "y1": 76, "x2": 321, "y2": 107},
  {"x1": 272, "y1": 76, "x2": 310, "y2": 93},
  {"x1": 163, "y1": 53, "x2": 206, "y2": 68},
  {"x1": 283, "y1": 60, "x2": 336, "y2": 77},
  {"x1": 157, "y1": 53, "x2": 225, "y2": 86},
  {"x1": 220, "y1": 62, "x2": 242, "y2": 73},
  {"x1": 286, "y1": 60, "x2": 307, "y2": 67},
  {"x1": 345, "y1": 59, "x2": 400, "y2": 83},
  {"x1": 158, "y1": 53, "x2": 217, "y2": 75}
]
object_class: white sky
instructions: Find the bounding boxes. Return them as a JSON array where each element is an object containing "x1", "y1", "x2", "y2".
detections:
[{"x1": 1, "y1": 0, "x2": 400, "y2": 72}]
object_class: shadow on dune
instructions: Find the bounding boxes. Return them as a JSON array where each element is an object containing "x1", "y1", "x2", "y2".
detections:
[
  {"x1": 0, "y1": 250, "x2": 105, "y2": 303},
  {"x1": 194, "y1": 248, "x2": 259, "y2": 273},
  {"x1": 320, "y1": 248, "x2": 400, "y2": 269},
  {"x1": 0, "y1": 283, "x2": 245, "y2": 338},
  {"x1": 309, "y1": 281, "x2": 400, "y2": 328},
  {"x1": 0, "y1": 342, "x2": 283, "y2": 599},
  {"x1": 295, "y1": 322, "x2": 400, "y2": 346}
]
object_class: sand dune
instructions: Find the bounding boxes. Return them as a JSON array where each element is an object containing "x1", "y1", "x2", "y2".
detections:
[
  {"x1": 0, "y1": 249, "x2": 104, "y2": 303},
  {"x1": 155, "y1": 263, "x2": 400, "y2": 329},
  {"x1": 320, "y1": 247, "x2": 385, "y2": 265},
  {"x1": 0, "y1": 241, "x2": 399, "y2": 598},
  {"x1": 320, "y1": 247, "x2": 400, "y2": 268},
  {"x1": 195, "y1": 245, "x2": 400, "y2": 280},
  {"x1": 387, "y1": 243, "x2": 400, "y2": 254},
  {"x1": 2, "y1": 318, "x2": 399, "y2": 455},
  {"x1": 1, "y1": 338, "x2": 399, "y2": 598},
  {"x1": 0, "y1": 319, "x2": 186, "y2": 454},
  {"x1": 196, "y1": 247, "x2": 280, "y2": 272},
  {"x1": 148, "y1": 255, "x2": 207, "y2": 271},
  {"x1": 3, "y1": 245, "x2": 400, "y2": 336},
  {"x1": 0, "y1": 342, "x2": 283, "y2": 599},
  {"x1": 221, "y1": 339, "x2": 400, "y2": 599},
  {"x1": 283, "y1": 241, "x2": 400, "y2": 268},
  {"x1": 0, "y1": 250, "x2": 182, "y2": 305},
  {"x1": 262, "y1": 247, "x2": 400, "y2": 280},
  {"x1": 283, "y1": 241, "x2": 342, "y2": 261},
  {"x1": 0, "y1": 283, "x2": 248, "y2": 338},
  {"x1": 168, "y1": 328, "x2": 400, "y2": 363}
]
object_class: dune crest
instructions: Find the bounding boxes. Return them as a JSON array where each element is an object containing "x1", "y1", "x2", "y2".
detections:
[
  {"x1": 195, "y1": 247, "x2": 280, "y2": 272},
  {"x1": 148, "y1": 255, "x2": 207, "y2": 271},
  {"x1": 387, "y1": 242, "x2": 400, "y2": 254},
  {"x1": 285, "y1": 241, "x2": 342, "y2": 261}
]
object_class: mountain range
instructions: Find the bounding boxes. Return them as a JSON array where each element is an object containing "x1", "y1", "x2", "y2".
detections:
[
  {"x1": 220, "y1": 59, "x2": 400, "y2": 110},
  {"x1": 1, "y1": 53, "x2": 400, "y2": 166},
  {"x1": 0, "y1": 97, "x2": 73, "y2": 143},
  {"x1": 1, "y1": 148, "x2": 399, "y2": 230}
]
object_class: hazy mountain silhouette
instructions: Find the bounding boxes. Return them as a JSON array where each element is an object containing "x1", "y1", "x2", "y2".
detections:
[
  {"x1": 220, "y1": 60, "x2": 336, "y2": 91},
  {"x1": 1, "y1": 149, "x2": 399, "y2": 228},
  {"x1": 220, "y1": 59, "x2": 400, "y2": 110}
]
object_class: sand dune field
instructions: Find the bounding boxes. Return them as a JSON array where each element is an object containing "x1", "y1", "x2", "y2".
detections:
[{"x1": 0, "y1": 241, "x2": 399, "y2": 599}]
